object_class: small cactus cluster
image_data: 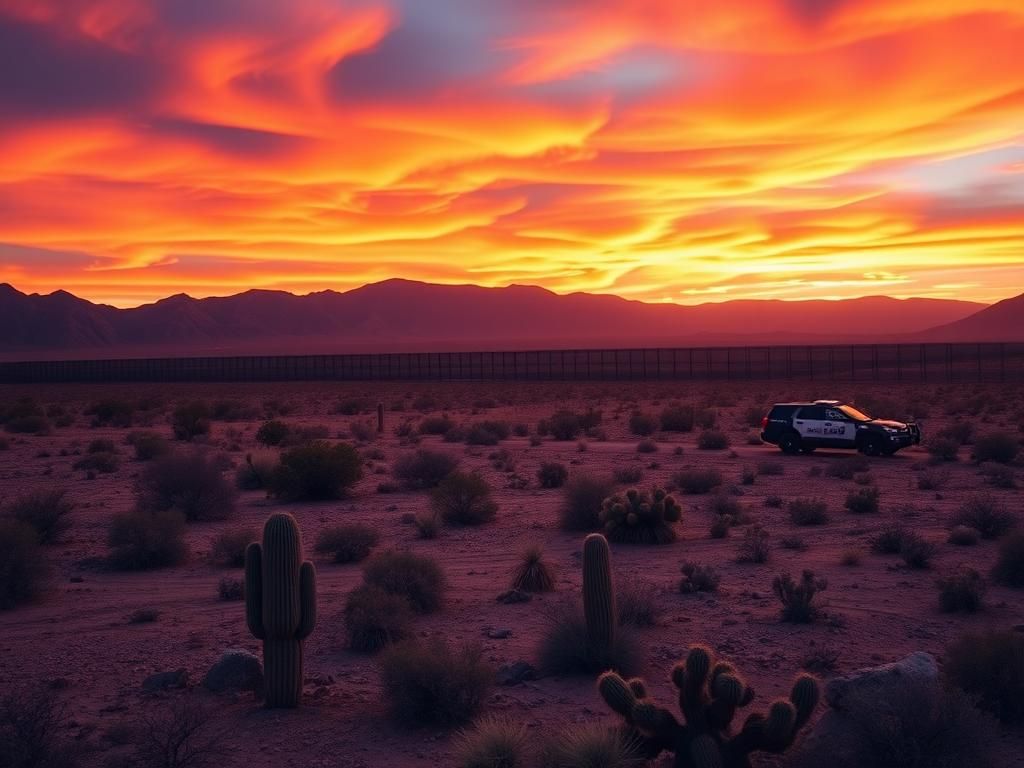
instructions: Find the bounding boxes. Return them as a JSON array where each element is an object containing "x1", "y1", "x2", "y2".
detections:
[
  {"x1": 598, "y1": 645, "x2": 819, "y2": 768},
  {"x1": 600, "y1": 487, "x2": 681, "y2": 544},
  {"x1": 245, "y1": 513, "x2": 317, "y2": 708},
  {"x1": 772, "y1": 570, "x2": 827, "y2": 623}
]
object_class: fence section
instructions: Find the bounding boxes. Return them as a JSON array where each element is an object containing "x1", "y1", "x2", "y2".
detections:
[{"x1": 0, "y1": 342, "x2": 1022, "y2": 384}]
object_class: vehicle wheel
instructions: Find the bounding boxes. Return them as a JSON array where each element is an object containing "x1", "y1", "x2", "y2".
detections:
[
  {"x1": 779, "y1": 432, "x2": 802, "y2": 455},
  {"x1": 859, "y1": 436, "x2": 882, "y2": 456}
]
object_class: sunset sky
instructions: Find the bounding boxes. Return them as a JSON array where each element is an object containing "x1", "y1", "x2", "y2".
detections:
[{"x1": 1, "y1": 0, "x2": 1023, "y2": 307}]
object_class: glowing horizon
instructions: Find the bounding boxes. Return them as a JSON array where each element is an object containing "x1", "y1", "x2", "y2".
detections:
[{"x1": 1, "y1": 0, "x2": 1023, "y2": 308}]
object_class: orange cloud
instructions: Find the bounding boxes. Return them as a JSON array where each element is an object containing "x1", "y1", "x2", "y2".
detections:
[{"x1": 0, "y1": 0, "x2": 1022, "y2": 307}]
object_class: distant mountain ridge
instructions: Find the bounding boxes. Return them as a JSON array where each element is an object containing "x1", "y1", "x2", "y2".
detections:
[{"x1": 0, "y1": 279, "x2": 1015, "y2": 359}]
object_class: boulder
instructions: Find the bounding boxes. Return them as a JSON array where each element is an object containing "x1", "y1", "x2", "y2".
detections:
[
  {"x1": 824, "y1": 651, "x2": 937, "y2": 713},
  {"x1": 202, "y1": 649, "x2": 263, "y2": 694},
  {"x1": 496, "y1": 661, "x2": 536, "y2": 686}
]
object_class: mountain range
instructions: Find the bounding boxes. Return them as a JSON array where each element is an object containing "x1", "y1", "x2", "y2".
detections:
[{"x1": 1, "y1": 279, "x2": 1021, "y2": 360}]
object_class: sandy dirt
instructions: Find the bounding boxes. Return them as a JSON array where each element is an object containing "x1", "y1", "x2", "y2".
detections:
[{"x1": 1, "y1": 380, "x2": 1022, "y2": 767}]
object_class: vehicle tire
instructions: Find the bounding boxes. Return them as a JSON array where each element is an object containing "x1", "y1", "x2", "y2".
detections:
[
  {"x1": 859, "y1": 436, "x2": 882, "y2": 456},
  {"x1": 779, "y1": 432, "x2": 802, "y2": 455},
  {"x1": 800, "y1": 446, "x2": 817, "y2": 454}
]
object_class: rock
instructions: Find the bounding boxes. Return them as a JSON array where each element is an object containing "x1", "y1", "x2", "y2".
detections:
[
  {"x1": 497, "y1": 661, "x2": 536, "y2": 686},
  {"x1": 142, "y1": 668, "x2": 188, "y2": 693},
  {"x1": 202, "y1": 649, "x2": 263, "y2": 694},
  {"x1": 487, "y1": 628, "x2": 512, "y2": 639},
  {"x1": 824, "y1": 651, "x2": 937, "y2": 712},
  {"x1": 496, "y1": 589, "x2": 531, "y2": 604}
]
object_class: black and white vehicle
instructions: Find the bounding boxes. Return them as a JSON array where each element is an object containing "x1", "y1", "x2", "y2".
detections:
[{"x1": 760, "y1": 400, "x2": 921, "y2": 456}]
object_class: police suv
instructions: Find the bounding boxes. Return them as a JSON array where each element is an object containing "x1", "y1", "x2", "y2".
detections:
[{"x1": 760, "y1": 400, "x2": 921, "y2": 456}]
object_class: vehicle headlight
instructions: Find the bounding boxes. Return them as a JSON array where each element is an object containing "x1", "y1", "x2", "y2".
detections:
[{"x1": 883, "y1": 427, "x2": 898, "y2": 433}]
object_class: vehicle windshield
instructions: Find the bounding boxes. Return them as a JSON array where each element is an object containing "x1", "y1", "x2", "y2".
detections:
[{"x1": 839, "y1": 404, "x2": 871, "y2": 421}]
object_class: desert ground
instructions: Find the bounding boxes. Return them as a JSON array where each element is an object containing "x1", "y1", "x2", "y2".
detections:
[{"x1": 1, "y1": 379, "x2": 1023, "y2": 767}]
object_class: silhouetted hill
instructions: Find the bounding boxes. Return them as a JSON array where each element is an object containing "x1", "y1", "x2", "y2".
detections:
[
  {"x1": 918, "y1": 292, "x2": 1024, "y2": 342},
  {"x1": 0, "y1": 279, "x2": 1007, "y2": 359}
]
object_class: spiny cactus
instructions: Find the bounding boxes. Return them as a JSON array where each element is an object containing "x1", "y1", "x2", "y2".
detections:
[
  {"x1": 245, "y1": 513, "x2": 317, "y2": 708},
  {"x1": 583, "y1": 533, "x2": 616, "y2": 662},
  {"x1": 598, "y1": 645, "x2": 819, "y2": 768},
  {"x1": 772, "y1": 570, "x2": 826, "y2": 623},
  {"x1": 600, "y1": 487, "x2": 681, "y2": 544}
]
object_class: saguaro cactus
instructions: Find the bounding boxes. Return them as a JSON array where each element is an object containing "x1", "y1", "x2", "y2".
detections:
[
  {"x1": 245, "y1": 513, "x2": 317, "y2": 708},
  {"x1": 598, "y1": 644, "x2": 819, "y2": 767},
  {"x1": 583, "y1": 533, "x2": 616, "y2": 663}
]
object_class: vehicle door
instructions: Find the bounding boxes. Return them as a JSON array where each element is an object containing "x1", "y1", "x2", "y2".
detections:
[
  {"x1": 822, "y1": 407, "x2": 856, "y2": 447},
  {"x1": 793, "y1": 406, "x2": 827, "y2": 445}
]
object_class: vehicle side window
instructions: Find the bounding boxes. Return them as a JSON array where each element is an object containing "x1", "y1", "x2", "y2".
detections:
[
  {"x1": 825, "y1": 409, "x2": 844, "y2": 420},
  {"x1": 798, "y1": 406, "x2": 826, "y2": 420}
]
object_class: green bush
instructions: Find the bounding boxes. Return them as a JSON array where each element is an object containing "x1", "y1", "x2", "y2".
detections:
[
  {"x1": 137, "y1": 450, "x2": 236, "y2": 521},
  {"x1": 315, "y1": 523, "x2": 380, "y2": 563},
  {"x1": 6, "y1": 489, "x2": 73, "y2": 544},
  {"x1": 0, "y1": 519, "x2": 48, "y2": 609},
  {"x1": 431, "y1": 472, "x2": 497, "y2": 526},
  {"x1": 268, "y1": 441, "x2": 362, "y2": 501},
  {"x1": 393, "y1": 448, "x2": 459, "y2": 490},
  {"x1": 363, "y1": 550, "x2": 446, "y2": 613},
  {"x1": 380, "y1": 639, "x2": 493, "y2": 727},
  {"x1": 971, "y1": 431, "x2": 1019, "y2": 464},
  {"x1": 559, "y1": 474, "x2": 614, "y2": 531},
  {"x1": 536, "y1": 462, "x2": 568, "y2": 489},
  {"x1": 171, "y1": 401, "x2": 211, "y2": 441},
  {"x1": 937, "y1": 566, "x2": 985, "y2": 613},
  {"x1": 108, "y1": 510, "x2": 187, "y2": 570},
  {"x1": 343, "y1": 583, "x2": 412, "y2": 652},
  {"x1": 674, "y1": 468, "x2": 722, "y2": 494},
  {"x1": 945, "y1": 630, "x2": 1024, "y2": 724},
  {"x1": 992, "y1": 531, "x2": 1024, "y2": 587}
]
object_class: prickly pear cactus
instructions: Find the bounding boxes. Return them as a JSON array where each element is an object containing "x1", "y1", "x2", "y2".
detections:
[
  {"x1": 598, "y1": 645, "x2": 819, "y2": 768},
  {"x1": 245, "y1": 512, "x2": 317, "y2": 708},
  {"x1": 600, "y1": 487, "x2": 681, "y2": 544}
]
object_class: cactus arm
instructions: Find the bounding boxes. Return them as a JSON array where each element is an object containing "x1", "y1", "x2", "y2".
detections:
[
  {"x1": 244, "y1": 542, "x2": 265, "y2": 640},
  {"x1": 296, "y1": 560, "x2": 317, "y2": 640}
]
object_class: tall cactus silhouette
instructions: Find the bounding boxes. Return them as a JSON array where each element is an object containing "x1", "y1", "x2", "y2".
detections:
[
  {"x1": 583, "y1": 533, "x2": 616, "y2": 663},
  {"x1": 245, "y1": 513, "x2": 317, "y2": 708},
  {"x1": 598, "y1": 644, "x2": 819, "y2": 767}
]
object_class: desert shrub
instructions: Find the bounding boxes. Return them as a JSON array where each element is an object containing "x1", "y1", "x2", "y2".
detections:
[
  {"x1": 0, "y1": 684, "x2": 78, "y2": 768},
  {"x1": 211, "y1": 399, "x2": 258, "y2": 422},
  {"x1": 938, "y1": 421, "x2": 975, "y2": 444},
  {"x1": 871, "y1": 524, "x2": 908, "y2": 554},
  {"x1": 128, "y1": 607, "x2": 160, "y2": 624},
  {"x1": 679, "y1": 561, "x2": 720, "y2": 593},
  {"x1": 757, "y1": 460, "x2": 784, "y2": 476},
  {"x1": 1, "y1": 398, "x2": 50, "y2": 434},
  {"x1": 937, "y1": 566, "x2": 985, "y2": 613},
  {"x1": 0, "y1": 519, "x2": 48, "y2": 609},
  {"x1": 659, "y1": 403, "x2": 695, "y2": 432},
  {"x1": 414, "y1": 509, "x2": 441, "y2": 539},
  {"x1": 255, "y1": 420, "x2": 290, "y2": 447},
  {"x1": 697, "y1": 429, "x2": 729, "y2": 450},
  {"x1": 945, "y1": 629, "x2": 1024, "y2": 724},
  {"x1": 599, "y1": 487, "x2": 680, "y2": 545},
  {"x1": 537, "y1": 410, "x2": 582, "y2": 441},
  {"x1": 510, "y1": 545, "x2": 555, "y2": 592},
  {"x1": 559, "y1": 474, "x2": 614, "y2": 531},
  {"x1": 87, "y1": 398, "x2": 136, "y2": 427},
  {"x1": 616, "y1": 576, "x2": 661, "y2": 627},
  {"x1": 418, "y1": 415, "x2": 455, "y2": 435},
  {"x1": 613, "y1": 465, "x2": 643, "y2": 485},
  {"x1": 926, "y1": 437, "x2": 960, "y2": 462},
  {"x1": 740, "y1": 467, "x2": 756, "y2": 485},
  {"x1": 6, "y1": 489, "x2": 73, "y2": 545},
  {"x1": 764, "y1": 494, "x2": 783, "y2": 508},
  {"x1": 536, "y1": 462, "x2": 568, "y2": 489},
  {"x1": 981, "y1": 464, "x2": 1016, "y2": 489},
  {"x1": 736, "y1": 525, "x2": 770, "y2": 563},
  {"x1": 127, "y1": 430, "x2": 169, "y2": 461},
  {"x1": 209, "y1": 528, "x2": 256, "y2": 567},
  {"x1": 363, "y1": 550, "x2": 446, "y2": 613},
  {"x1": 780, "y1": 535, "x2": 807, "y2": 551},
  {"x1": 315, "y1": 523, "x2": 380, "y2": 563},
  {"x1": 136, "y1": 450, "x2": 236, "y2": 521},
  {"x1": 707, "y1": 493, "x2": 742, "y2": 519},
  {"x1": 73, "y1": 449, "x2": 120, "y2": 473},
  {"x1": 108, "y1": 509, "x2": 187, "y2": 570},
  {"x1": 791, "y1": 677, "x2": 996, "y2": 768},
  {"x1": 917, "y1": 468, "x2": 948, "y2": 490},
  {"x1": 579, "y1": 409, "x2": 603, "y2": 431},
  {"x1": 971, "y1": 431, "x2": 1019, "y2": 464},
  {"x1": 217, "y1": 576, "x2": 244, "y2": 601},
  {"x1": 947, "y1": 525, "x2": 979, "y2": 546},
  {"x1": 628, "y1": 410, "x2": 657, "y2": 436},
  {"x1": 635, "y1": 438, "x2": 658, "y2": 454},
  {"x1": 344, "y1": 583, "x2": 413, "y2": 652},
  {"x1": 234, "y1": 451, "x2": 277, "y2": 490},
  {"x1": 992, "y1": 531, "x2": 1024, "y2": 587},
  {"x1": 133, "y1": 696, "x2": 225, "y2": 768},
  {"x1": 466, "y1": 420, "x2": 510, "y2": 446},
  {"x1": 789, "y1": 498, "x2": 829, "y2": 526},
  {"x1": 540, "y1": 724, "x2": 641, "y2": 768},
  {"x1": 268, "y1": 441, "x2": 362, "y2": 501},
  {"x1": 772, "y1": 570, "x2": 826, "y2": 623},
  {"x1": 824, "y1": 456, "x2": 869, "y2": 480},
  {"x1": 380, "y1": 638, "x2": 493, "y2": 727},
  {"x1": 393, "y1": 448, "x2": 459, "y2": 490},
  {"x1": 802, "y1": 645, "x2": 840, "y2": 674},
  {"x1": 538, "y1": 607, "x2": 640, "y2": 676},
  {"x1": 171, "y1": 401, "x2": 211, "y2": 441},
  {"x1": 430, "y1": 472, "x2": 497, "y2": 526},
  {"x1": 899, "y1": 532, "x2": 936, "y2": 569},
  {"x1": 845, "y1": 487, "x2": 880, "y2": 514},
  {"x1": 709, "y1": 516, "x2": 732, "y2": 539},
  {"x1": 454, "y1": 716, "x2": 530, "y2": 768},
  {"x1": 674, "y1": 468, "x2": 722, "y2": 494},
  {"x1": 950, "y1": 495, "x2": 1016, "y2": 539},
  {"x1": 335, "y1": 397, "x2": 369, "y2": 416}
]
